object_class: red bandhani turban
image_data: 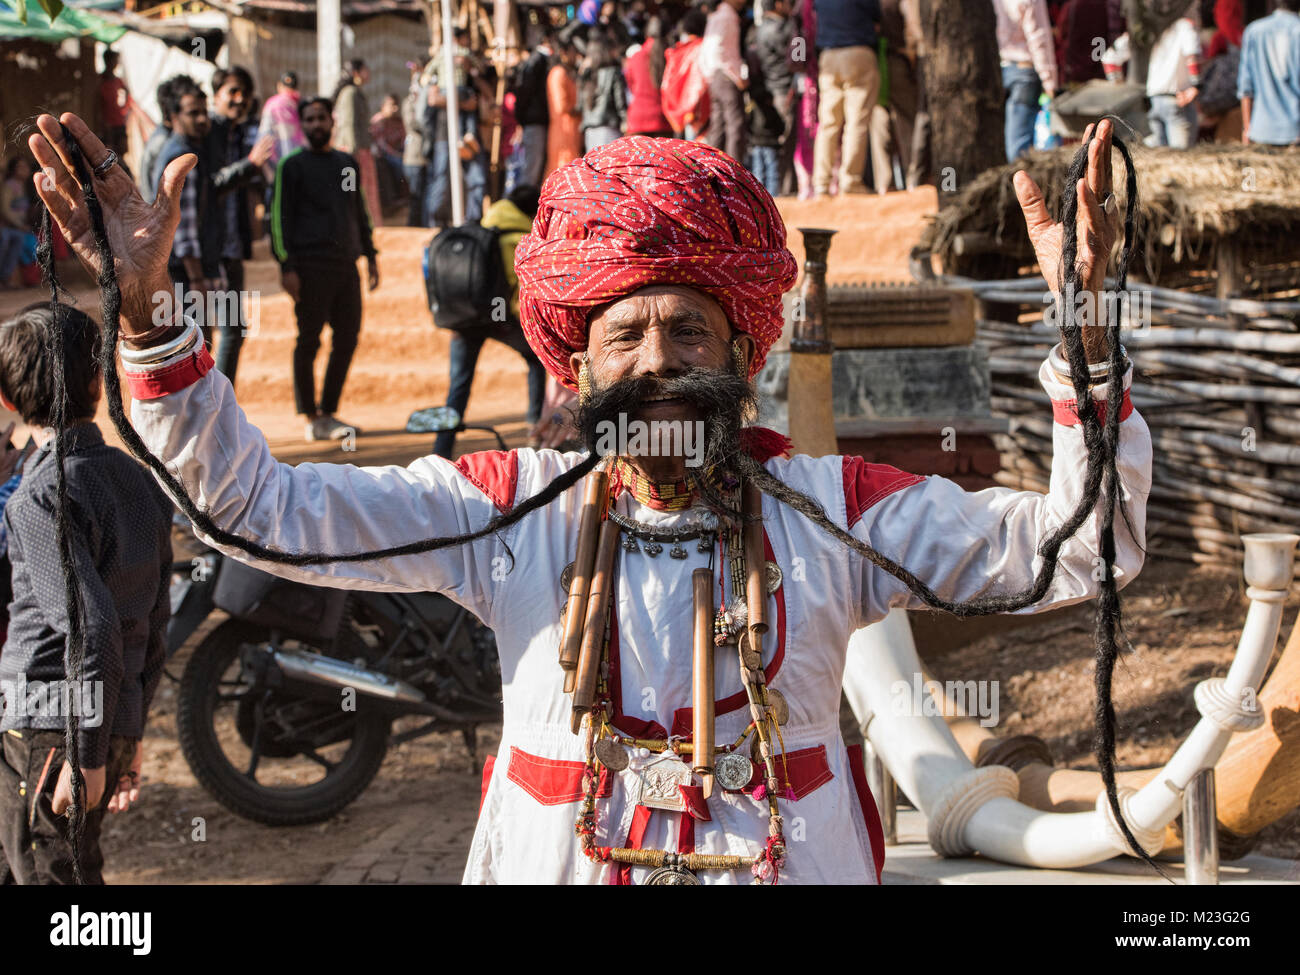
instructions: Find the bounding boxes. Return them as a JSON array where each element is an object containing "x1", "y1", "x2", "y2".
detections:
[{"x1": 515, "y1": 136, "x2": 799, "y2": 390}]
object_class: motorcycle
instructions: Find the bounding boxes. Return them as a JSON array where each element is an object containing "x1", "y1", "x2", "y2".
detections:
[{"x1": 166, "y1": 408, "x2": 505, "y2": 826}]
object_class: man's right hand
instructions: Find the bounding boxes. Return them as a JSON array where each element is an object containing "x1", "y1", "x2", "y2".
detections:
[
  {"x1": 248, "y1": 134, "x2": 275, "y2": 168},
  {"x1": 29, "y1": 113, "x2": 195, "y2": 345},
  {"x1": 282, "y1": 269, "x2": 301, "y2": 303}
]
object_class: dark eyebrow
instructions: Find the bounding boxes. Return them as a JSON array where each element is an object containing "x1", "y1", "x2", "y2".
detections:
[{"x1": 603, "y1": 308, "x2": 712, "y2": 330}]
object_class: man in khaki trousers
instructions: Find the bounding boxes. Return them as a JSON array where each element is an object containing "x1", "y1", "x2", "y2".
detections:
[{"x1": 813, "y1": 0, "x2": 882, "y2": 196}]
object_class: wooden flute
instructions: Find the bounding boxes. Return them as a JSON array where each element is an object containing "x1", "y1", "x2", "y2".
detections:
[
  {"x1": 742, "y1": 480, "x2": 768, "y2": 636},
  {"x1": 692, "y1": 567, "x2": 716, "y2": 798},
  {"x1": 559, "y1": 470, "x2": 609, "y2": 693},
  {"x1": 570, "y1": 520, "x2": 620, "y2": 734}
]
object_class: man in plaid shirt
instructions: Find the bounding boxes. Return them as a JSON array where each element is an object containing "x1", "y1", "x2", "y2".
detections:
[{"x1": 150, "y1": 76, "x2": 225, "y2": 334}]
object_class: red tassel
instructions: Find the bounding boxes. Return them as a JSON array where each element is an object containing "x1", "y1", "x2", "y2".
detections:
[{"x1": 739, "y1": 426, "x2": 793, "y2": 463}]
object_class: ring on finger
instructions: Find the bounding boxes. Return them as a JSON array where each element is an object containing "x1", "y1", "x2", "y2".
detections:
[
  {"x1": 92, "y1": 149, "x2": 119, "y2": 179},
  {"x1": 1101, "y1": 193, "x2": 1118, "y2": 216}
]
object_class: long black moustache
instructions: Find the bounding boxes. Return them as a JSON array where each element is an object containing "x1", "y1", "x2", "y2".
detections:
[
  {"x1": 574, "y1": 366, "x2": 756, "y2": 478},
  {"x1": 38, "y1": 121, "x2": 1155, "y2": 877}
]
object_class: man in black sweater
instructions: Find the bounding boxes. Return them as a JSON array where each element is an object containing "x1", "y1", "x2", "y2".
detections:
[{"x1": 271, "y1": 96, "x2": 380, "y2": 442}]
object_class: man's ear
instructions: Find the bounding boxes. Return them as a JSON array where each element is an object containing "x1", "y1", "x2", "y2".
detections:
[
  {"x1": 0, "y1": 391, "x2": 16, "y2": 415},
  {"x1": 732, "y1": 333, "x2": 757, "y2": 375}
]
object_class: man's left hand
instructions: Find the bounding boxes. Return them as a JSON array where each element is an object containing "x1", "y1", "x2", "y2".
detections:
[
  {"x1": 1175, "y1": 87, "x2": 1198, "y2": 108},
  {"x1": 1013, "y1": 118, "x2": 1122, "y2": 362},
  {"x1": 367, "y1": 258, "x2": 380, "y2": 292}
]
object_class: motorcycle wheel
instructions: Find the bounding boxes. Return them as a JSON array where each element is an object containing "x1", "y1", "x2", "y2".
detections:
[{"x1": 177, "y1": 619, "x2": 390, "y2": 826}]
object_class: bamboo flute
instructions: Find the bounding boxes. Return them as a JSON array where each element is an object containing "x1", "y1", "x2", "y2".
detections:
[
  {"x1": 691, "y1": 567, "x2": 716, "y2": 798},
  {"x1": 559, "y1": 470, "x2": 608, "y2": 692},
  {"x1": 742, "y1": 480, "x2": 767, "y2": 636},
  {"x1": 571, "y1": 521, "x2": 620, "y2": 734}
]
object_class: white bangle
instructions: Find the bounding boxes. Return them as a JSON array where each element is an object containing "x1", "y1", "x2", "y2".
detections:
[
  {"x1": 1048, "y1": 342, "x2": 1128, "y2": 383},
  {"x1": 119, "y1": 318, "x2": 199, "y2": 365}
]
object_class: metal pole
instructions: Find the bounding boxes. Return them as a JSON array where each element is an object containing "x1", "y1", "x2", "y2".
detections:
[
  {"x1": 1184, "y1": 768, "x2": 1219, "y2": 885},
  {"x1": 865, "y1": 741, "x2": 897, "y2": 846},
  {"x1": 317, "y1": 0, "x2": 341, "y2": 97},
  {"x1": 439, "y1": 0, "x2": 465, "y2": 226}
]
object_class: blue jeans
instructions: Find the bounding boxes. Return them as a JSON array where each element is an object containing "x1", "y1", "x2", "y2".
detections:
[
  {"x1": 0, "y1": 227, "x2": 23, "y2": 282},
  {"x1": 425, "y1": 113, "x2": 487, "y2": 226},
  {"x1": 432, "y1": 325, "x2": 547, "y2": 458},
  {"x1": 750, "y1": 145, "x2": 780, "y2": 198},
  {"x1": 1146, "y1": 95, "x2": 1198, "y2": 149},
  {"x1": 518, "y1": 124, "x2": 547, "y2": 190},
  {"x1": 405, "y1": 163, "x2": 429, "y2": 227},
  {"x1": 1002, "y1": 64, "x2": 1042, "y2": 162}
]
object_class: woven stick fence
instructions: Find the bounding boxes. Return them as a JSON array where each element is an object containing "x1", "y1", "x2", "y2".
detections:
[{"x1": 969, "y1": 275, "x2": 1300, "y2": 572}]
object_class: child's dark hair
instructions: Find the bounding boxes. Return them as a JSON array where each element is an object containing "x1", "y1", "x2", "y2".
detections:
[{"x1": 0, "y1": 302, "x2": 102, "y2": 427}]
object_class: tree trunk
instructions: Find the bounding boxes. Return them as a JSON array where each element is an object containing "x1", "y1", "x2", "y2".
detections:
[{"x1": 918, "y1": 0, "x2": 1004, "y2": 205}]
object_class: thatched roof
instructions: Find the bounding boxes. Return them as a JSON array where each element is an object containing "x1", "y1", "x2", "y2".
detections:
[{"x1": 920, "y1": 143, "x2": 1300, "y2": 285}]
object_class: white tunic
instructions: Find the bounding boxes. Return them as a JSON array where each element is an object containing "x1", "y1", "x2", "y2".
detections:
[{"x1": 131, "y1": 357, "x2": 1151, "y2": 884}]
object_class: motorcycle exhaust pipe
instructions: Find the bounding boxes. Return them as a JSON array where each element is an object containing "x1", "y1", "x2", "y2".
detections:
[{"x1": 270, "y1": 647, "x2": 428, "y2": 705}]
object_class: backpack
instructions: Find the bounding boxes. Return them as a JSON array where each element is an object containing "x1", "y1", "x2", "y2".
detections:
[{"x1": 423, "y1": 222, "x2": 511, "y2": 332}]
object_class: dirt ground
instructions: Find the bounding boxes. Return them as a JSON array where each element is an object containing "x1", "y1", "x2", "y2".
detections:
[{"x1": 2, "y1": 188, "x2": 1297, "y2": 882}]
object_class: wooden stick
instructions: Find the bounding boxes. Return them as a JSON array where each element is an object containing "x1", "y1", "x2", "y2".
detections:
[
  {"x1": 559, "y1": 470, "x2": 608, "y2": 693},
  {"x1": 692, "y1": 567, "x2": 715, "y2": 798},
  {"x1": 742, "y1": 480, "x2": 767, "y2": 636},
  {"x1": 570, "y1": 521, "x2": 620, "y2": 734}
]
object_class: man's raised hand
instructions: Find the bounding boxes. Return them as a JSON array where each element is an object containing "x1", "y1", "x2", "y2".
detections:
[
  {"x1": 1013, "y1": 118, "x2": 1123, "y2": 362},
  {"x1": 28, "y1": 112, "x2": 196, "y2": 342}
]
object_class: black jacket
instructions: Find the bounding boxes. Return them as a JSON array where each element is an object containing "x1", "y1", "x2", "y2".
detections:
[
  {"x1": 271, "y1": 147, "x2": 377, "y2": 272},
  {"x1": 206, "y1": 116, "x2": 262, "y2": 260},
  {"x1": 0, "y1": 424, "x2": 172, "y2": 767},
  {"x1": 512, "y1": 48, "x2": 552, "y2": 127}
]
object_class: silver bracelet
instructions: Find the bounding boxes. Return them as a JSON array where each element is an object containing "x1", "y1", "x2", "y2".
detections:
[
  {"x1": 119, "y1": 318, "x2": 200, "y2": 366},
  {"x1": 1048, "y1": 342, "x2": 1128, "y2": 382}
]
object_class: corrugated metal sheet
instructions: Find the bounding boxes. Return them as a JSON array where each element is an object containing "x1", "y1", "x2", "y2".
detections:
[{"x1": 228, "y1": 11, "x2": 429, "y2": 103}]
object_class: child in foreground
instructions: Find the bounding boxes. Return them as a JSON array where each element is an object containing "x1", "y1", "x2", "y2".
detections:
[{"x1": 0, "y1": 302, "x2": 173, "y2": 884}]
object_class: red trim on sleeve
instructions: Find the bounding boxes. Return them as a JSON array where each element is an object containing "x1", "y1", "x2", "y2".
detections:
[
  {"x1": 479, "y1": 753, "x2": 496, "y2": 818},
  {"x1": 453, "y1": 449, "x2": 520, "y2": 515},
  {"x1": 843, "y1": 456, "x2": 927, "y2": 530},
  {"x1": 122, "y1": 344, "x2": 214, "y2": 400},
  {"x1": 1051, "y1": 388, "x2": 1134, "y2": 427},
  {"x1": 846, "y1": 742, "x2": 886, "y2": 883}
]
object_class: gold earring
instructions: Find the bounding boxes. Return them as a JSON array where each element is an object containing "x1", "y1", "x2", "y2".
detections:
[
  {"x1": 578, "y1": 354, "x2": 592, "y2": 403},
  {"x1": 731, "y1": 343, "x2": 747, "y2": 377}
]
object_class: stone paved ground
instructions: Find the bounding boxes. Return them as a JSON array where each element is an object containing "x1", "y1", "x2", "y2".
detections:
[{"x1": 321, "y1": 798, "x2": 480, "y2": 885}]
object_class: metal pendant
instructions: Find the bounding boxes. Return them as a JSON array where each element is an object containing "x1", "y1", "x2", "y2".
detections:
[
  {"x1": 643, "y1": 540, "x2": 663, "y2": 557},
  {"x1": 714, "y1": 751, "x2": 755, "y2": 791},
  {"x1": 644, "y1": 861, "x2": 701, "y2": 885},
  {"x1": 622, "y1": 535, "x2": 640, "y2": 553},
  {"x1": 766, "y1": 561, "x2": 783, "y2": 593},
  {"x1": 669, "y1": 540, "x2": 688, "y2": 559},
  {"x1": 766, "y1": 688, "x2": 790, "y2": 726},
  {"x1": 594, "y1": 737, "x2": 629, "y2": 772},
  {"x1": 637, "y1": 753, "x2": 691, "y2": 812},
  {"x1": 560, "y1": 562, "x2": 574, "y2": 594},
  {"x1": 697, "y1": 535, "x2": 713, "y2": 553}
]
